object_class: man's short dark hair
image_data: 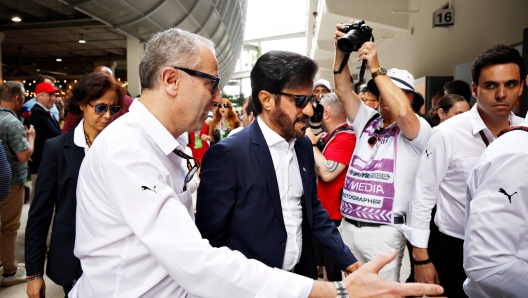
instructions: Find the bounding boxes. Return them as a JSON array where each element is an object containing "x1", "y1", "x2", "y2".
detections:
[
  {"x1": 0, "y1": 81, "x2": 24, "y2": 102},
  {"x1": 244, "y1": 95, "x2": 257, "y2": 117},
  {"x1": 471, "y1": 44, "x2": 526, "y2": 86},
  {"x1": 36, "y1": 75, "x2": 55, "y2": 85},
  {"x1": 444, "y1": 80, "x2": 471, "y2": 102},
  {"x1": 250, "y1": 51, "x2": 318, "y2": 114}
]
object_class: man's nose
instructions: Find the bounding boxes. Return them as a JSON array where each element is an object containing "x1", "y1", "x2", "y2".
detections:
[
  {"x1": 303, "y1": 102, "x2": 314, "y2": 117},
  {"x1": 212, "y1": 88, "x2": 222, "y2": 104},
  {"x1": 495, "y1": 85, "x2": 506, "y2": 100}
]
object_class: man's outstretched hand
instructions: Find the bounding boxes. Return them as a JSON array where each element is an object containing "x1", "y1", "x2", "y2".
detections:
[{"x1": 343, "y1": 249, "x2": 444, "y2": 298}]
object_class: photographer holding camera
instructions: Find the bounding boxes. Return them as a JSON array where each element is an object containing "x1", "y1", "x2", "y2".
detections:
[
  {"x1": 334, "y1": 20, "x2": 431, "y2": 282},
  {"x1": 306, "y1": 92, "x2": 356, "y2": 282}
]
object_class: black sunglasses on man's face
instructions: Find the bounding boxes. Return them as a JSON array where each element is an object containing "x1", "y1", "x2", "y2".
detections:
[
  {"x1": 276, "y1": 92, "x2": 316, "y2": 108},
  {"x1": 173, "y1": 67, "x2": 221, "y2": 94}
]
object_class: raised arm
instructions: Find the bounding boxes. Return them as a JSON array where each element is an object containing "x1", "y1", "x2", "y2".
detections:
[
  {"x1": 333, "y1": 23, "x2": 362, "y2": 123},
  {"x1": 356, "y1": 42, "x2": 420, "y2": 140}
]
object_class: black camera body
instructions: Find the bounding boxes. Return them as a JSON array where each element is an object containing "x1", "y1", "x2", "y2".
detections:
[{"x1": 337, "y1": 20, "x2": 373, "y2": 54}]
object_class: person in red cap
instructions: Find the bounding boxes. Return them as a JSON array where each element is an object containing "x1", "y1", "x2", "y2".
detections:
[{"x1": 28, "y1": 82, "x2": 61, "y2": 204}]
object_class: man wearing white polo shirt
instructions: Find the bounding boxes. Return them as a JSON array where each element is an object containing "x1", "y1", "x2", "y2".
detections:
[
  {"x1": 402, "y1": 44, "x2": 525, "y2": 297},
  {"x1": 464, "y1": 122, "x2": 528, "y2": 297}
]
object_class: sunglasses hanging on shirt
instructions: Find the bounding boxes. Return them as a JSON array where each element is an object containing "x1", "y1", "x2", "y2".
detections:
[
  {"x1": 173, "y1": 149, "x2": 200, "y2": 191},
  {"x1": 367, "y1": 127, "x2": 384, "y2": 146}
]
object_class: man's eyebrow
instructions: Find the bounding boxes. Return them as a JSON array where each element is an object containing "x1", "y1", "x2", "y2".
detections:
[{"x1": 481, "y1": 79, "x2": 520, "y2": 85}]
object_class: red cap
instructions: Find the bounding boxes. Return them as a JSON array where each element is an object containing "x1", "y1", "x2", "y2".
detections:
[{"x1": 35, "y1": 82, "x2": 59, "y2": 95}]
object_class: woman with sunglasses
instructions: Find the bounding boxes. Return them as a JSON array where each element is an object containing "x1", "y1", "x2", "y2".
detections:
[
  {"x1": 25, "y1": 72, "x2": 124, "y2": 298},
  {"x1": 207, "y1": 98, "x2": 240, "y2": 145}
]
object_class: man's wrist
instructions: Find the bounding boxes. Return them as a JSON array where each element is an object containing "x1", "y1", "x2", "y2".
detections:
[
  {"x1": 334, "y1": 281, "x2": 349, "y2": 298},
  {"x1": 26, "y1": 274, "x2": 43, "y2": 281}
]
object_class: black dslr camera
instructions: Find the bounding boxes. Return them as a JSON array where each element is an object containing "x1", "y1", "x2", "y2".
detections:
[{"x1": 337, "y1": 20, "x2": 373, "y2": 54}]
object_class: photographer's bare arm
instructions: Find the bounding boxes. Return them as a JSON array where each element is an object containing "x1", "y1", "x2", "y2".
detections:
[
  {"x1": 309, "y1": 249, "x2": 443, "y2": 297},
  {"x1": 306, "y1": 128, "x2": 347, "y2": 182},
  {"x1": 334, "y1": 21, "x2": 421, "y2": 140}
]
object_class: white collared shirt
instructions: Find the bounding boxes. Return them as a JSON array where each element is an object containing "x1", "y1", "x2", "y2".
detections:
[
  {"x1": 257, "y1": 117, "x2": 304, "y2": 271},
  {"x1": 70, "y1": 101, "x2": 313, "y2": 298},
  {"x1": 73, "y1": 119, "x2": 89, "y2": 154},
  {"x1": 401, "y1": 104, "x2": 524, "y2": 247},
  {"x1": 463, "y1": 122, "x2": 528, "y2": 298}
]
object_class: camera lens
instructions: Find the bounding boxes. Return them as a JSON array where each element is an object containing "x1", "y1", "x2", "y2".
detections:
[{"x1": 337, "y1": 29, "x2": 361, "y2": 54}]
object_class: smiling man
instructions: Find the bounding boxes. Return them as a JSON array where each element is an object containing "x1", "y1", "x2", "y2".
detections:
[
  {"x1": 197, "y1": 51, "x2": 360, "y2": 280},
  {"x1": 402, "y1": 44, "x2": 525, "y2": 297}
]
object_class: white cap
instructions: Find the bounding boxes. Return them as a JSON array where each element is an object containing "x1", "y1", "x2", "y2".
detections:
[{"x1": 313, "y1": 79, "x2": 333, "y2": 92}]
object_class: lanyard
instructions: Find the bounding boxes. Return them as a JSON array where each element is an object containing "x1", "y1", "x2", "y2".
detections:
[
  {"x1": 478, "y1": 130, "x2": 490, "y2": 147},
  {"x1": 498, "y1": 125, "x2": 528, "y2": 137},
  {"x1": 84, "y1": 131, "x2": 92, "y2": 147}
]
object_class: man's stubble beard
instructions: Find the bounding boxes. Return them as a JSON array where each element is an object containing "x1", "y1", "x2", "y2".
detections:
[{"x1": 271, "y1": 102, "x2": 307, "y2": 140}]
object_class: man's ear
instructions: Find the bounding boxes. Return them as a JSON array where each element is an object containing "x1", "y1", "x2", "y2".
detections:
[
  {"x1": 471, "y1": 82, "x2": 478, "y2": 99},
  {"x1": 160, "y1": 67, "x2": 180, "y2": 96},
  {"x1": 406, "y1": 92, "x2": 415, "y2": 103},
  {"x1": 323, "y1": 107, "x2": 330, "y2": 120},
  {"x1": 258, "y1": 90, "x2": 275, "y2": 112}
]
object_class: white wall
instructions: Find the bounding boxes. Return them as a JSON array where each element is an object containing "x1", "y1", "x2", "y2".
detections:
[{"x1": 374, "y1": 0, "x2": 528, "y2": 78}]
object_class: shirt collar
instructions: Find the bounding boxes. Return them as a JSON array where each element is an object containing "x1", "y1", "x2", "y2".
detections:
[
  {"x1": 73, "y1": 119, "x2": 88, "y2": 149},
  {"x1": 0, "y1": 106, "x2": 16, "y2": 117},
  {"x1": 35, "y1": 101, "x2": 50, "y2": 112},
  {"x1": 130, "y1": 100, "x2": 182, "y2": 155},
  {"x1": 257, "y1": 116, "x2": 296, "y2": 149},
  {"x1": 470, "y1": 103, "x2": 516, "y2": 136}
]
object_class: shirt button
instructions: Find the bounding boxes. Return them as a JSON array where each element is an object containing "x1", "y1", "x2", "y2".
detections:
[{"x1": 280, "y1": 240, "x2": 286, "y2": 246}]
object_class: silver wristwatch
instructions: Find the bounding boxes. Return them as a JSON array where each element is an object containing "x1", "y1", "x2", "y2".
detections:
[{"x1": 334, "y1": 281, "x2": 349, "y2": 298}]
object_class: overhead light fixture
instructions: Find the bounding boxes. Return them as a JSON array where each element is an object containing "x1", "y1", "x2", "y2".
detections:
[
  {"x1": 12, "y1": 16, "x2": 21, "y2": 22},
  {"x1": 79, "y1": 34, "x2": 86, "y2": 43},
  {"x1": 56, "y1": 58, "x2": 62, "y2": 62}
]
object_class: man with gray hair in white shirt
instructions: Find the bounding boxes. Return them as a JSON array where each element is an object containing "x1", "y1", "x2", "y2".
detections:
[{"x1": 70, "y1": 27, "x2": 442, "y2": 298}]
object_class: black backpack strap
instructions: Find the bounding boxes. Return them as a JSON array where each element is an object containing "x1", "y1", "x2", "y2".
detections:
[{"x1": 498, "y1": 126, "x2": 528, "y2": 137}]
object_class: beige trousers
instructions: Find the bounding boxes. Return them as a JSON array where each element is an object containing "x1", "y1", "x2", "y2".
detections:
[{"x1": 0, "y1": 185, "x2": 24, "y2": 275}]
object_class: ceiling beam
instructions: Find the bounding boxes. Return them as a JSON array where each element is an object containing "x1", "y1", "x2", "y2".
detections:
[{"x1": 0, "y1": 18, "x2": 103, "y2": 31}]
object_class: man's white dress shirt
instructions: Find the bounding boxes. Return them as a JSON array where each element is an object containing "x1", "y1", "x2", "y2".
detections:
[
  {"x1": 257, "y1": 117, "x2": 304, "y2": 271},
  {"x1": 70, "y1": 101, "x2": 313, "y2": 297},
  {"x1": 402, "y1": 104, "x2": 523, "y2": 247},
  {"x1": 464, "y1": 122, "x2": 528, "y2": 298}
]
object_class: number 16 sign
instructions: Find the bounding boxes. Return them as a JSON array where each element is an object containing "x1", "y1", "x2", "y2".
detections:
[{"x1": 433, "y1": 2, "x2": 454, "y2": 28}]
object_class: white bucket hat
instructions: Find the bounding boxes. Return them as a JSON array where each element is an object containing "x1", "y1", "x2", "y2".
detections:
[{"x1": 367, "y1": 68, "x2": 424, "y2": 111}]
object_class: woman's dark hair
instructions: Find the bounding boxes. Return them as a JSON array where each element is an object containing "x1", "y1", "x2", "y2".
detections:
[
  {"x1": 66, "y1": 72, "x2": 125, "y2": 116},
  {"x1": 428, "y1": 94, "x2": 466, "y2": 126},
  {"x1": 471, "y1": 44, "x2": 526, "y2": 86},
  {"x1": 250, "y1": 51, "x2": 318, "y2": 115}
]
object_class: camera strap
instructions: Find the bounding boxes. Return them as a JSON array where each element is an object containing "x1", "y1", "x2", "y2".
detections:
[{"x1": 333, "y1": 54, "x2": 350, "y2": 74}]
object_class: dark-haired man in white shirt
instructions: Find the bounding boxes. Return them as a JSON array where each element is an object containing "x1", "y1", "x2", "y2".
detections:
[{"x1": 402, "y1": 44, "x2": 525, "y2": 297}]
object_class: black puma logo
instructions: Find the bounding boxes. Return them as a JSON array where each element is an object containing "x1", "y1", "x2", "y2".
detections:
[
  {"x1": 425, "y1": 150, "x2": 433, "y2": 159},
  {"x1": 142, "y1": 185, "x2": 160, "y2": 195},
  {"x1": 498, "y1": 188, "x2": 517, "y2": 204}
]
